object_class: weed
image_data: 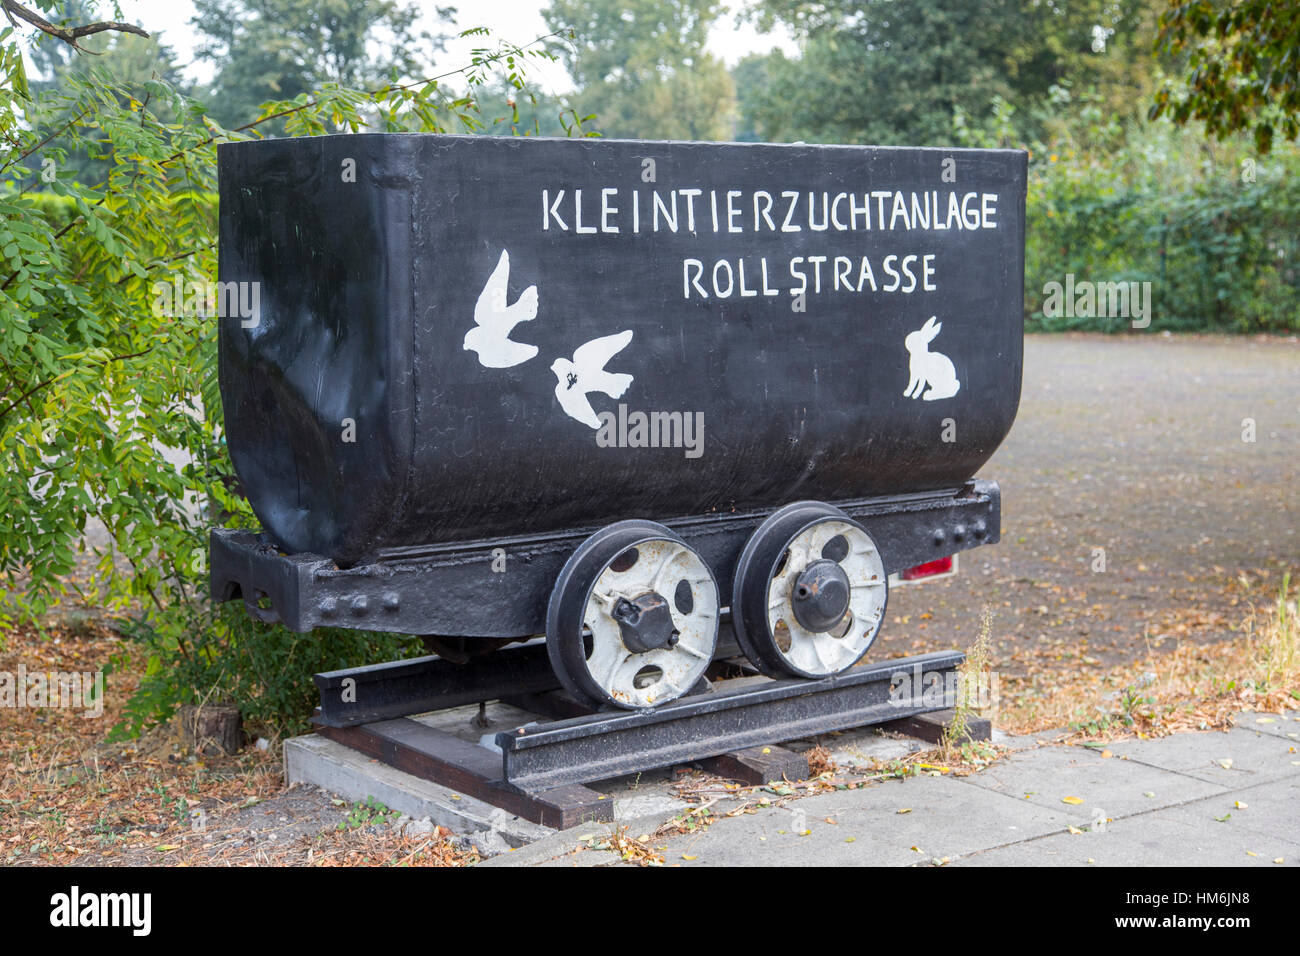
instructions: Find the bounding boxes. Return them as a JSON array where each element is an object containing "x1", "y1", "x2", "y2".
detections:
[
  {"x1": 338, "y1": 796, "x2": 400, "y2": 831},
  {"x1": 943, "y1": 604, "x2": 994, "y2": 755}
]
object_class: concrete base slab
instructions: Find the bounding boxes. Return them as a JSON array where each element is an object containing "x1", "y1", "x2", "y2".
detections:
[
  {"x1": 283, "y1": 733, "x2": 550, "y2": 854},
  {"x1": 409, "y1": 699, "x2": 540, "y2": 742},
  {"x1": 286, "y1": 729, "x2": 699, "y2": 863}
]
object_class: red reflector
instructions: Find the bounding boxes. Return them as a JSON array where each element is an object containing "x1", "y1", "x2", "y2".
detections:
[{"x1": 901, "y1": 556, "x2": 955, "y2": 581}]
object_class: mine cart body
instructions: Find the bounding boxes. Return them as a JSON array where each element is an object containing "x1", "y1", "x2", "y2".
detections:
[{"x1": 212, "y1": 134, "x2": 1025, "y2": 707}]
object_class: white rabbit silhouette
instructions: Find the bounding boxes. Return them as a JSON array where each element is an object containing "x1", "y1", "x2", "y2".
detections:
[{"x1": 903, "y1": 316, "x2": 960, "y2": 401}]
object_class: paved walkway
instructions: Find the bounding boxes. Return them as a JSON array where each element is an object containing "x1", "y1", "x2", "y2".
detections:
[{"x1": 483, "y1": 710, "x2": 1300, "y2": 866}]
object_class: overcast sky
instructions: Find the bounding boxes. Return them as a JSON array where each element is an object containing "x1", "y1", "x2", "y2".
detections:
[{"x1": 84, "y1": 0, "x2": 797, "y2": 95}]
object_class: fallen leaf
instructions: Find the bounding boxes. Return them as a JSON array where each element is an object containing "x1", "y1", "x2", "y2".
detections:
[
  {"x1": 897, "y1": 808, "x2": 912, "y2": 815},
  {"x1": 1274, "y1": 858, "x2": 1284, "y2": 864},
  {"x1": 1100, "y1": 750, "x2": 1113, "y2": 759},
  {"x1": 1256, "y1": 717, "x2": 1276, "y2": 724},
  {"x1": 1067, "y1": 826, "x2": 1083, "y2": 835},
  {"x1": 1217, "y1": 759, "x2": 1233, "y2": 770},
  {"x1": 1062, "y1": 795, "x2": 1084, "y2": 805},
  {"x1": 681, "y1": 854, "x2": 697, "y2": 861},
  {"x1": 1215, "y1": 814, "x2": 1231, "y2": 822}
]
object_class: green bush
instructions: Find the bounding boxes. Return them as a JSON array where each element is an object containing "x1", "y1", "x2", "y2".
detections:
[
  {"x1": 113, "y1": 608, "x2": 424, "y2": 740},
  {"x1": 1026, "y1": 143, "x2": 1300, "y2": 333},
  {"x1": 1, "y1": 25, "x2": 576, "y2": 739},
  {"x1": 24, "y1": 192, "x2": 80, "y2": 229}
]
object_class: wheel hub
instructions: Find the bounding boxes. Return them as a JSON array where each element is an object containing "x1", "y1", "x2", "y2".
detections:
[
  {"x1": 612, "y1": 592, "x2": 680, "y2": 653},
  {"x1": 790, "y1": 559, "x2": 851, "y2": 633}
]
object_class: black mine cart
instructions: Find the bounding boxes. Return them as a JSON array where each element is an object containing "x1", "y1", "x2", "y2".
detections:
[{"x1": 211, "y1": 134, "x2": 1025, "y2": 822}]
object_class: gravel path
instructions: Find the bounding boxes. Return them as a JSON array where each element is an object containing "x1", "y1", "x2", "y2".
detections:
[{"x1": 882, "y1": 333, "x2": 1300, "y2": 669}]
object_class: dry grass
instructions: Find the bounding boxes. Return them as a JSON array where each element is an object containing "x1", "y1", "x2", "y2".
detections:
[
  {"x1": 804, "y1": 745, "x2": 837, "y2": 776},
  {"x1": 996, "y1": 570, "x2": 1300, "y2": 739},
  {"x1": 0, "y1": 619, "x2": 476, "y2": 866},
  {"x1": 942, "y1": 604, "x2": 994, "y2": 755}
]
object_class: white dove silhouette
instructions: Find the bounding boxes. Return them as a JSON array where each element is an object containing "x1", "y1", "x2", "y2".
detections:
[
  {"x1": 551, "y1": 330, "x2": 635, "y2": 429},
  {"x1": 464, "y1": 250, "x2": 539, "y2": 368}
]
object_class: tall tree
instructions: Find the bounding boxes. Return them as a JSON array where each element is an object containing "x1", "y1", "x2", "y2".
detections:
[
  {"x1": 191, "y1": 0, "x2": 454, "y2": 130},
  {"x1": 544, "y1": 0, "x2": 737, "y2": 140},
  {"x1": 744, "y1": 0, "x2": 1144, "y2": 146},
  {"x1": 21, "y1": 24, "x2": 191, "y2": 186},
  {"x1": 22, "y1": 0, "x2": 95, "y2": 80},
  {"x1": 1151, "y1": 0, "x2": 1300, "y2": 153}
]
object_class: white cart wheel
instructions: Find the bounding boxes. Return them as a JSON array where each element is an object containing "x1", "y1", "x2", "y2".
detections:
[
  {"x1": 732, "y1": 502, "x2": 888, "y2": 679},
  {"x1": 547, "y1": 521, "x2": 719, "y2": 709}
]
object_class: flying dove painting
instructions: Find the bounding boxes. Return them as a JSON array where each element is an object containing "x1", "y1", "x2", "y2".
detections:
[
  {"x1": 463, "y1": 250, "x2": 539, "y2": 368},
  {"x1": 551, "y1": 330, "x2": 635, "y2": 429}
]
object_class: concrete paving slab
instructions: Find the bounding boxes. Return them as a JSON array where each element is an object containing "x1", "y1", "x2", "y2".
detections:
[
  {"x1": 1105, "y1": 726, "x2": 1300, "y2": 787},
  {"x1": 533, "y1": 850, "x2": 621, "y2": 867},
  {"x1": 651, "y1": 774, "x2": 1079, "y2": 866},
  {"x1": 1233, "y1": 710, "x2": 1300, "y2": 742},
  {"x1": 950, "y1": 812, "x2": 1299, "y2": 867},
  {"x1": 1151, "y1": 777, "x2": 1300, "y2": 845},
  {"x1": 958, "y1": 742, "x2": 1227, "y2": 821}
]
